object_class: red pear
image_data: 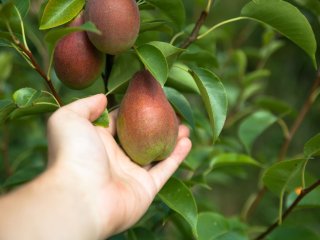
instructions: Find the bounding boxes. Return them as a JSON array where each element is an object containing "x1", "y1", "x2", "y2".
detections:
[
  {"x1": 117, "y1": 70, "x2": 179, "y2": 165},
  {"x1": 53, "y1": 13, "x2": 105, "y2": 90},
  {"x1": 84, "y1": 0, "x2": 140, "y2": 55}
]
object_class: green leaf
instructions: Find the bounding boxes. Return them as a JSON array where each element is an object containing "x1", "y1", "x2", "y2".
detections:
[
  {"x1": 147, "y1": 41, "x2": 183, "y2": 67},
  {"x1": 12, "y1": 88, "x2": 41, "y2": 108},
  {"x1": 263, "y1": 159, "x2": 304, "y2": 196},
  {"x1": 10, "y1": 88, "x2": 59, "y2": 119},
  {"x1": 238, "y1": 110, "x2": 277, "y2": 153},
  {"x1": 241, "y1": 0, "x2": 317, "y2": 67},
  {"x1": 197, "y1": 212, "x2": 229, "y2": 240},
  {"x1": 0, "y1": 99, "x2": 16, "y2": 124},
  {"x1": 197, "y1": 212, "x2": 248, "y2": 240},
  {"x1": 189, "y1": 68, "x2": 228, "y2": 142},
  {"x1": 179, "y1": 45, "x2": 218, "y2": 69},
  {"x1": 158, "y1": 177, "x2": 198, "y2": 237},
  {"x1": 146, "y1": 0, "x2": 186, "y2": 29},
  {"x1": 164, "y1": 87, "x2": 195, "y2": 129},
  {"x1": 40, "y1": 0, "x2": 85, "y2": 30},
  {"x1": 209, "y1": 153, "x2": 261, "y2": 170},
  {"x1": 167, "y1": 63, "x2": 199, "y2": 93},
  {"x1": 107, "y1": 52, "x2": 142, "y2": 94},
  {"x1": 2, "y1": 166, "x2": 43, "y2": 188},
  {"x1": 135, "y1": 44, "x2": 168, "y2": 86},
  {"x1": 93, "y1": 109, "x2": 109, "y2": 127},
  {"x1": 304, "y1": 133, "x2": 320, "y2": 158}
]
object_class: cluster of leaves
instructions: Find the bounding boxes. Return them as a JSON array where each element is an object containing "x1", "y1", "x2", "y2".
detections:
[{"x1": 0, "y1": 0, "x2": 320, "y2": 239}]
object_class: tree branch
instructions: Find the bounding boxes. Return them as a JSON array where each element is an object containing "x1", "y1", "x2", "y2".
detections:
[
  {"x1": 254, "y1": 179, "x2": 320, "y2": 240},
  {"x1": 278, "y1": 69, "x2": 320, "y2": 161},
  {"x1": 16, "y1": 42, "x2": 63, "y2": 106},
  {"x1": 179, "y1": 0, "x2": 214, "y2": 49}
]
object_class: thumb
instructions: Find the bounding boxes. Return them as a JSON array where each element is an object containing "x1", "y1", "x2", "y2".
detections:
[{"x1": 63, "y1": 94, "x2": 107, "y2": 122}]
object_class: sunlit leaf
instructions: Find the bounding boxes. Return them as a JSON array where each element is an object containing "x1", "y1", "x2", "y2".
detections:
[{"x1": 40, "y1": 0, "x2": 85, "y2": 29}]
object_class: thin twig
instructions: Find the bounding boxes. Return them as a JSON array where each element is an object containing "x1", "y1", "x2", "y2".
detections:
[
  {"x1": 254, "y1": 179, "x2": 320, "y2": 240},
  {"x1": 179, "y1": 0, "x2": 214, "y2": 49},
  {"x1": 278, "y1": 69, "x2": 320, "y2": 161},
  {"x1": 16, "y1": 42, "x2": 63, "y2": 106},
  {"x1": 245, "y1": 68, "x2": 320, "y2": 220}
]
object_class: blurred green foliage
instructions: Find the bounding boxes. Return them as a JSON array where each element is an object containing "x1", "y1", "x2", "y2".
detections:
[{"x1": 1, "y1": 0, "x2": 320, "y2": 239}]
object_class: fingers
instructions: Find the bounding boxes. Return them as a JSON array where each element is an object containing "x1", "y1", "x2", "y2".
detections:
[
  {"x1": 62, "y1": 94, "x2": 107, "y2": 122},
  {"x1": 148, "y1": 137, "x2": 192, "y2": 192},
  {"x1": 178, "y1": 124, "x2": 190, "y2": 140}
]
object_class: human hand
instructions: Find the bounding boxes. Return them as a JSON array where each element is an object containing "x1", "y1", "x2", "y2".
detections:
[{"x1": 47, "y1": 94, "x2": 192, "y2": 239}]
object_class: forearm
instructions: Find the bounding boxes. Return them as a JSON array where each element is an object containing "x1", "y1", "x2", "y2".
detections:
[{"x1": 0, "y1": 167, "x2": 100, "y2": 240}]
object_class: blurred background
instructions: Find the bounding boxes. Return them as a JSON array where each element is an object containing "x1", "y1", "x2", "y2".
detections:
[{"x1": 1, "y1": 0, "x2": 319, "y2": 239}]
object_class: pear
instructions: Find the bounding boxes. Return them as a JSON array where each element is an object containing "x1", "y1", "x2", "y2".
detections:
[
  {"x1": 84, "y1": 0, "x2": 140, "y2": 55},
  {"x1": 53, "y1": 13, "x2": 105, "y2": 90},
  {"x1": 117, "y1": 70, "x2": 179, "y2": 165}
]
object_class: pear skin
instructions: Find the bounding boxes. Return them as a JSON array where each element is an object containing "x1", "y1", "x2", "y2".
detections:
[
  {"x1": 85, "y1": 0, "x2": 140, "y2": 55},
  {"x1": 53, "y1": 13, "x2": 105, "y2": 90},
  {"x1": 117, "y1": 70, "x2": 179, "y2": 165}
]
